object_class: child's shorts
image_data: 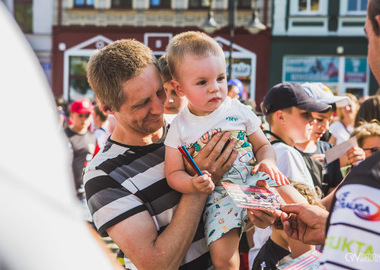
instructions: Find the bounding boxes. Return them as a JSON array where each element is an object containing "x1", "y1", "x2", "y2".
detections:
[{"x1": 203, "y1": 186, "x2": 248, "y2": 246}]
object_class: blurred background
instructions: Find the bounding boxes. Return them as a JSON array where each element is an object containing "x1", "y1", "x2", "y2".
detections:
[{"x1": 2, "y1": 0, "x2": 375, "y2": 108}]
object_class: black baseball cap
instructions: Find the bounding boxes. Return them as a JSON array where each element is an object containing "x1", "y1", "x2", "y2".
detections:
[{"x1": 263, "y1": 82, "x2": 331, "y2": 115}]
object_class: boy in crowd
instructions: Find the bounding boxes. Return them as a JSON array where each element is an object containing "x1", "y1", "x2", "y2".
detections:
[
  {"x1": 158, "y1": 54, "x2": 188, "y2": 123},
  {"x1": 93, "y1": 105, "x2": 111, "y2": 149},
  {"x1": 262, "y1": 82, "x2": 331, "y2": 191},
  {"x1": 65, "y1": 98, "x2": 97, "y2": 201}
]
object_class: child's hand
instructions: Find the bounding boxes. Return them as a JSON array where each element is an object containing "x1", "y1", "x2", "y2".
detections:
[
  {"x1": 191, "y1": 171, "x2": 214, "y2": 194},
  {"x1": 252, "y1": 160, "x2": 289, "y2": 185}
]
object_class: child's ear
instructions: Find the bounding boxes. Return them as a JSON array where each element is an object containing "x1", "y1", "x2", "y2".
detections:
[
  {"x1": 170, "y1": 79, "x2": 185, "y2": 97},
  {"x1": 100, "y1": 104, "x2": 114, "y2": 115},
  {"x1": 275, "y1": 110, "x2": 286, "y2": 123}
]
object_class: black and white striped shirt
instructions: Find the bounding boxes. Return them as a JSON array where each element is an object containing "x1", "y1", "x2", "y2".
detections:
[{"x1": 84, "y1": 127, "x2": 211, "y2": 269}]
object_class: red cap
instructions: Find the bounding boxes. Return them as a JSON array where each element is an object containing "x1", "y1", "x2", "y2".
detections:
[{"x1": 70, "y1": 98, "x2": 94, "y2": 114}]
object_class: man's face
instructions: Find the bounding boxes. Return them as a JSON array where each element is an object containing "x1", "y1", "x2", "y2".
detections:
[
  {"x1": 114, "y1": 64, "x2": 166, "y2": 136},
  {"x1": 283, "y1": 107, "x2": 316, "y2": 144},
  {"x1": 365, "y1": 2, "x2": 380, "y2": 83}
]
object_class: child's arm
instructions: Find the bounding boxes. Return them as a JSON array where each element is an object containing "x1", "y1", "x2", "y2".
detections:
[
  {"x1": 249, "y1": 129, "x2": 308, "y2": 204},
  {"x1": 165, "y1": 145, "x2": 214, "y2": 194},
  {"x1": 248, "y1": 128, "x2": 288, "y2": 184}
]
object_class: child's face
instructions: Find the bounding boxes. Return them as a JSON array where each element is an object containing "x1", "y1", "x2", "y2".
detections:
[
  {"x1": 310, "y1": 111, "x2": 333, "y2": 142},
  {"x1": 173, "y1": 54, "x2": 227, "y2": 116},
  {"x1": 283, "y1": 107, "x2": 316, "y2": 143},
  {"x1": 164, "y1": 81, "x2": 187, "y2": 115},
  {"x1": 71, "y1": 112, "x2": 92, "y2": 131}
]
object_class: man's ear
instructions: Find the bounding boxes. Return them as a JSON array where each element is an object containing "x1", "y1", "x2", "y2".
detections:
[
  {"x1": 376, "y1": 15, "x2": 380, "y2": 29},
  {"x1": 100, "y1": 104, "x2": 114, "y2": 115},
  {"x1": 170, "y1": 79, "x2": 185, "y2": 97}
]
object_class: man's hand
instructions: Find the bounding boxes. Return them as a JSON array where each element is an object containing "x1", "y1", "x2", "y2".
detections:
[
  {"x1": 186, "y1": 132, "x2": 237, "y2": 184},
  {"x1": 191, "y1": 171, "x2": 214, "y2": 194},
  {"x1": 280, "y1": 204, "x2": 329, "y2": 245}
]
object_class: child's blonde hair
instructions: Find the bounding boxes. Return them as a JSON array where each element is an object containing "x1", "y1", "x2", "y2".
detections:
[
  {"x1": 351, "y1": 120, "x2": 380, "y2": 147},
  {"x1": 289, "y1": 180, "x2": 325, "y2": 209},
  {"x1": 166, "y1": 31, "x2": 224, "y2": 80}
]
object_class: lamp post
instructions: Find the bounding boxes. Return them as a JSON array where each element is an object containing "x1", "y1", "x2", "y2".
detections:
[
  {"x1": 228, "y1": 0, "x2": 236, "y2": 79},
  {"x1": 201, "y1": 0, "x2": 219, "y2": 34},
  {"x1": 246, "y1": 0, "x2": 266, "y2": 34}
]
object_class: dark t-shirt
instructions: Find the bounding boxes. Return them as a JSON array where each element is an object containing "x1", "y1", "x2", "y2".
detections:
[
  {"x1": 65, "y1": 127, "x2": 97, "y2": 199},
  {"x1": 320, "y1": 152, "x2": 380, "y2": 269},
  {"x1": 297, "y1": 141, "x2": 343, "y2": 196},
  {"x1": 252, "y1": 237, "x2": 290, "y2": 270}
]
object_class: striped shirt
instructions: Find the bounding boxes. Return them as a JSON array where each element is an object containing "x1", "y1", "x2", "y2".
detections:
[
  {"x1": 319, "y1": 152, "x2": 380, "y2": 269},
  {"x1": 84, "y1": 126, "x2": 211, "y2": 269}
]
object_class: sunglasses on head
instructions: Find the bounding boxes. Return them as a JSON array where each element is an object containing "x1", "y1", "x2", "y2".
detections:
[{"x1": 363, "y1": 146, "x2": 380, "y2": 154}]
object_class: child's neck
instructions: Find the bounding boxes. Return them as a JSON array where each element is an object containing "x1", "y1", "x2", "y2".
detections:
[
  {"x1": 269, "y1": 127, "x2": 295, "y2": 147},
  {"x1": 295, "y1": 140, "x2": 317, "y2": 153}
]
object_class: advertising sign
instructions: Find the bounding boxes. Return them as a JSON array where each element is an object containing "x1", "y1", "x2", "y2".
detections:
[
  {"x1": 283, "y1": 56, "x2": 339, "y2": 83},
  {"x1": 344, "y1": 57, "x2": 367, "y2": 83}
]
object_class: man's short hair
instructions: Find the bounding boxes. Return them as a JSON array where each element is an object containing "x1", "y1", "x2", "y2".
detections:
[
  {"x1": 368, "y1": 0, "x2": 380, "y2": 36},
  {"x1": 166, "y1": 31, "x2": 224, "y2": 80},
  {"x1": 87, "y1": 39, "x2": 156, "y2": 112},
  {"x1": 158, "y1": 54, "x2": 172, "y2": 83}
]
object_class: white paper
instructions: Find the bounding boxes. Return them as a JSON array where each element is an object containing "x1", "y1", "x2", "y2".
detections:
[{"x1": 325, "y1": 136, "x2": 358, "y2": 164}]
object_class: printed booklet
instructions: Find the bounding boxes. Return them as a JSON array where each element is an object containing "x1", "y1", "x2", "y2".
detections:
[{"x1": 221, "y1": 182, "x2": 285, "y2": 211}]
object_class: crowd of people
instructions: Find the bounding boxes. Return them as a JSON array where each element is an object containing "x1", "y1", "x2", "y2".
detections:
[{"x1": 50, "y1": 1, "x2": 380, "y2": 270}]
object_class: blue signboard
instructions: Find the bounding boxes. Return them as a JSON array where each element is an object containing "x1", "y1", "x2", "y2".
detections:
[
  {"x1": 283, "y1": 56, "x2": 339, "y2": 83},
  {"x1": 344, "y1": 57, "x2": 367, "y2": 83}
]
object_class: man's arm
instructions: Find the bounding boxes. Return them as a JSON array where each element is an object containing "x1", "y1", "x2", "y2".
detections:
[
  {"x1": 107, "y1": 193, "x2": 207, "y2": 270},
  {"x1": 108, "y1": 133, "x2": 237, "y2": 269}
]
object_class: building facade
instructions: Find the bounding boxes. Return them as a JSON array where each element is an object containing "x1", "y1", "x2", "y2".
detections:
[
  {"x1": 2, "y1": 0, "x2": 54, "y2": 85},
  {"x1": 52, "y1": 0, "x2": 273, "y2": 105},
  {"x1": 269, "y1": 0, "x2": 376, "y2": 98}
]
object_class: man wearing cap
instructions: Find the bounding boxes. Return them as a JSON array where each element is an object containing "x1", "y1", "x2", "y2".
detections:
[
  {"x1": 280, "y1": 1, "x2": 380, "y2": 268},
  {"x1": 262, "y1": 82, "x2": 331, "y2": 190},
  {"x1": 65, "y1": 98, "x2": 97, "y2": 200}
]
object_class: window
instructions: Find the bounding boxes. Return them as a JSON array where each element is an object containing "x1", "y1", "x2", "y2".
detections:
[
  {"x1": 237, "y1": 0, "x2": 251, "y2": 9},
  {"x1": 111, "y1": 0, "x2": 132, "y2": 9},
  {"x1": 188, "y1": 0, "x2": 209, "y2": 9},
  {"x1": 69, "y1": 56, "x2": 94, "y2": 101},
  {"x1": 150, "y1": 0, "x2": 171, "y2": 9},
  {"x1": 347, "y1": 0, "x2": 367, "y2": 12},
  {"x1": 74, "y1": 0, "x2": 94, "y2": 8},
  {"x1": 14, "y1": 0, "x2": 33, "y2": 33},
  {"x1": 298, "y1": 0, "x2": 320, "y2": 12}
]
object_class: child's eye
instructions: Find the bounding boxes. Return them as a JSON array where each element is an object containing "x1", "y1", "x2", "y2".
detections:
[
  {"x1": 197, "y1": 80, "x2": 207, "y2": 85},
  {"x1": 217, "y1": 76, "x2": 225, "y2": 82}
]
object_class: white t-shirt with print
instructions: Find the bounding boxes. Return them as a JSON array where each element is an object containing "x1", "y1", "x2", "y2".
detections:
[{"x1": 165, "y1": 97, "x2": 261, "y2": 152}]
